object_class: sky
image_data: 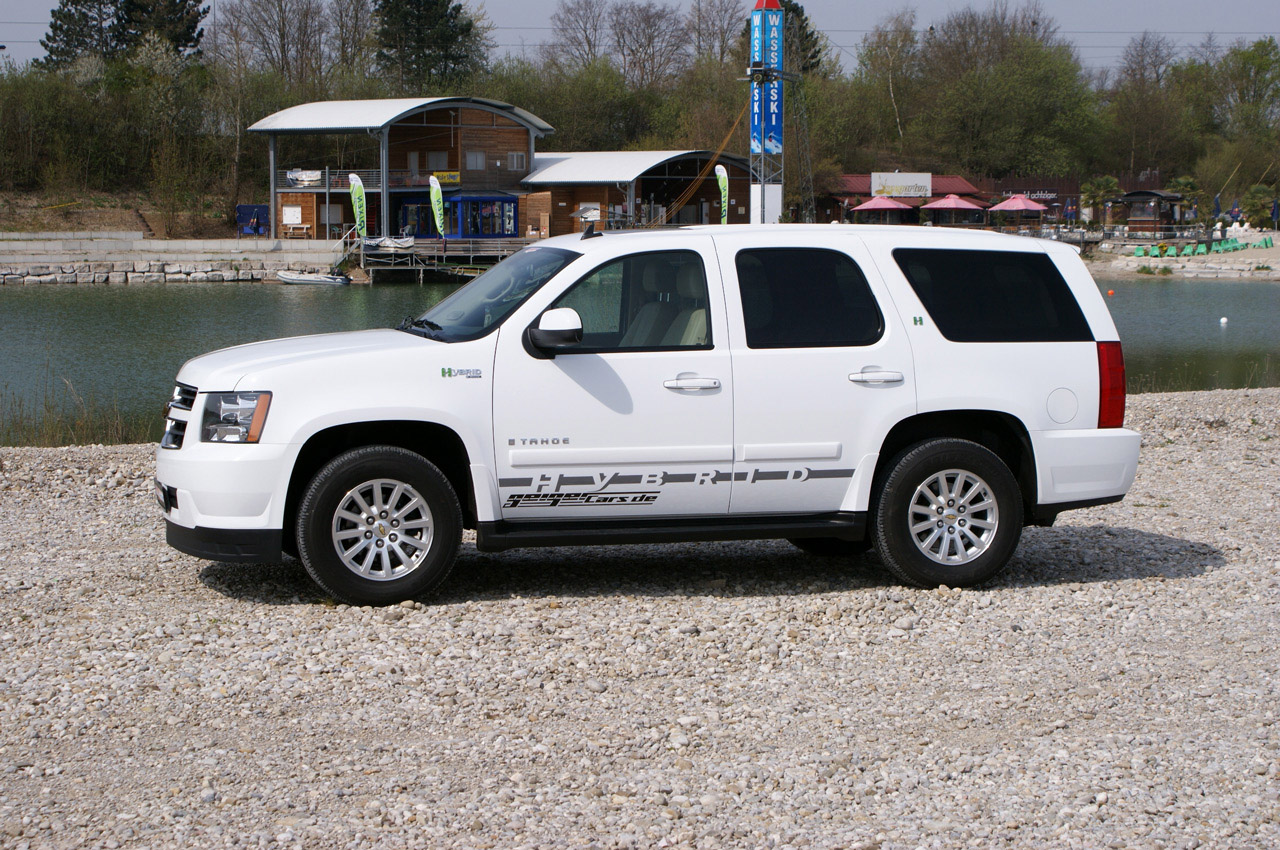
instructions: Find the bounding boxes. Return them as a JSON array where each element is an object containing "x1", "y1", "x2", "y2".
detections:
[{"x1": 3, "y1": 0, "x2": 1280, "y2": 71}]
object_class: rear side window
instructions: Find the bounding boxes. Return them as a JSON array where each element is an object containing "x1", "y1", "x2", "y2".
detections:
[
  {"x1": 736, "y1": 248, "x2": 884, "y2": 348},
  {"x1": 893, "y1": 249, "x2": 1093, "y2": 343}
]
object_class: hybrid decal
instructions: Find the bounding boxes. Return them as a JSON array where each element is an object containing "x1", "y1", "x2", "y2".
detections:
[
  {"x1": 441, "y1": 367, "x2": 483, "y2": 379},
  {"x1": 498, "y1": 466, "x2": 855, "y2": 509}
]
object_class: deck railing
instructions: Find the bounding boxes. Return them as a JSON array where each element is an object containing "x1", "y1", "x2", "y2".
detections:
[{"x1": 277, "y1": 169, "x2": 455, "y2": 192}]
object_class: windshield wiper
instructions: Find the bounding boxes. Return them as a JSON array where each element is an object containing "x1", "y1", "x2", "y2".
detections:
[{"x1": 396, "y1": 316, "x2": 446, "y2": 339}]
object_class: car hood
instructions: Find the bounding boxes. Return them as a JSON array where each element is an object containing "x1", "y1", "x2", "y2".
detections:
[{"x1": 176, "y1": 329, "x2": 440, "y2": 391}]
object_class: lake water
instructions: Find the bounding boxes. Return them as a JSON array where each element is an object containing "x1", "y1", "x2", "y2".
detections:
[{"x1": 1, "y1": 276, "x2": 1277, "y2": 430}]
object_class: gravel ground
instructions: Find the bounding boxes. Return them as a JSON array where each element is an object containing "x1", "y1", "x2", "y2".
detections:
[{"x1": 2, "y1": 388, "x2": 1279, "y2": 850}]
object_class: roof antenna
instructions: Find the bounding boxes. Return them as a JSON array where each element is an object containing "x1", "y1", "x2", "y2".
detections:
[{"x1": 581, "y1": 221, "x2": 602, "y2": 240}]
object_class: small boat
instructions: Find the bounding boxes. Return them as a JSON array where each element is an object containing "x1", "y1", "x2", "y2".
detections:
[{"x1": 278, "y1": 270, "x2": 350, "y2": 286}]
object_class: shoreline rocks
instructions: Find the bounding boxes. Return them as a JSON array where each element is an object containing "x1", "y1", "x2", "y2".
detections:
[{"x1": 2, "y1": 387, "x2": 1278, "y2": 848}]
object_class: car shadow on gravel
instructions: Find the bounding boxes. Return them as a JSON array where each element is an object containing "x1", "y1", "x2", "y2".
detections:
[{"x1": 197, "y1": 525, "x2": 1224, "y2": 607}]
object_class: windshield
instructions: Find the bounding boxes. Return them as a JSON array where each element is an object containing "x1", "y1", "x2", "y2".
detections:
[{"x1": 406, "y1": 246, "x2": 581, "y2": 341}]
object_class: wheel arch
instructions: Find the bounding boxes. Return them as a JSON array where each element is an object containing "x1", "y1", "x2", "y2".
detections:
[
  {"x1": 284, "y1": 421, "x2": 476, "y2": 555},
  {"x1": 872, "y1": 410, "x2": 1037, "y2": 521}
]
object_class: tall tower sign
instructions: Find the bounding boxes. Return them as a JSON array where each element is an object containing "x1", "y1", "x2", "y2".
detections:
[{"x1": 748, "y1": 0, "x2": 784, "y2": 223}]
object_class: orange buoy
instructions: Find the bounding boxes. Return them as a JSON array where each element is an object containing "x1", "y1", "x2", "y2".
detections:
[{"x1": 1107, "y1": 289, "x2": 1115, "y2": 296}]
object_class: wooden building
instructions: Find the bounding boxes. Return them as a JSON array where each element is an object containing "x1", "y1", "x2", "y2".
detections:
[
  {"x1": 247, "y1": 97, "x2": 553, "y2": 240},
  {"x1": 521, "y1": 151, "x2": 753, "y2": 235},
  {"x1": 249, "y1": 99, "x2": 752, "y2": 241}
]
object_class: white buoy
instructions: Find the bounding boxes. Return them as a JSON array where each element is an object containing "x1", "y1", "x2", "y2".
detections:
[{"x1": 1220, "y1": 317, "x2": 1229, "y2": 324}]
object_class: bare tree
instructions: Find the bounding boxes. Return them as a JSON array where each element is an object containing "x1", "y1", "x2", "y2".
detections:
[
  {"x1": 856, "y1": 9, "x2": 918, "y2": 143},
  {"x1": 687, "y1": 0, "x2": 742, "y2": 64},
  {"x1": 217, "y1": 0, "x2": 328, "y2": 87},
  {"x1": 544, "y1": 0, "x2": 610, "y2": 71},
  {"x1": 328, "y1": 0, "x2": 376, "y2": 72},
  {"x1": 609, "y1": 0, "x2": 688, "y2": 88}
]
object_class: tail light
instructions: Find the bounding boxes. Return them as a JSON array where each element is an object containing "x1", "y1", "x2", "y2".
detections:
[{"x1": 1097, "y1": 341, "x2": 1126, "y2": 428}]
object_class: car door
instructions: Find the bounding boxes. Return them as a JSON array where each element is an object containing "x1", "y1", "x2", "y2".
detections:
[
  {"x1": 491, "y1": 238, "x2": 735, "y2": 520},
  {"x1": 715, "y1": 232, "x2": 917, "y2": 515}
]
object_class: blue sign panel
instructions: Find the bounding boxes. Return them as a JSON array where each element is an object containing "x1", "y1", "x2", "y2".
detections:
[{"x1": 750, "y1": 8, "x2": 785, "y2": 155}]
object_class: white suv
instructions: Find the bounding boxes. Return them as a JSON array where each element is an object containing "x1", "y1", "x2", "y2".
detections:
[{"x1": 157, "y1": 225, "x2": 1139, "y2": 605}]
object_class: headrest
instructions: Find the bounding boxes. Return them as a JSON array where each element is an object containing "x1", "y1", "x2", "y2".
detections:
[
  {"x1": 675, "y1": 263, "x2": 704, "y2": 299},
  {"x1": 641, "y1": 260, "x2": 676, "y2": 294}
]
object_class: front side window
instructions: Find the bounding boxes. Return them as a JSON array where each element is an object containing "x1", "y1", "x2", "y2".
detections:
[
  {"x1": 549, "y1": 250, "x2": 711, "y2": 351},
  {"x1": 736, "y1": 248, "x2": 884, "y2": 349},
  {"x1": 893, "y1": 249, "x2": 1093, "y2": 342},
  {"x1": 410, "y1": 246, "x2": 580, "y2": 341}
]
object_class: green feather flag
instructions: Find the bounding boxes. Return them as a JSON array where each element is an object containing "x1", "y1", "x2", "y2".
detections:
[{"x1": 349, "y1": 174, "x2": 367, "y2": 238}]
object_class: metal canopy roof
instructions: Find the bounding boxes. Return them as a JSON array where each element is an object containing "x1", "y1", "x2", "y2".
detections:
[
  {"x1": 247, "y1": 97, "x2": 554, "y2": 135},
  {"x1": 523, "y1": 151, "x2": 749, "y2": 186}
]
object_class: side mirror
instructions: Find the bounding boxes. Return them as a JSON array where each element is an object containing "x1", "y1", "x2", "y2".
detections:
[{"x1": 525, "y1": 307, "x2": 583, "y2": 358}]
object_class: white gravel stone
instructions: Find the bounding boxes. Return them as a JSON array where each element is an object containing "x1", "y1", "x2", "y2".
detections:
[{"x1": 1, "y1": 388, "x2": 1279, "y2": 848}]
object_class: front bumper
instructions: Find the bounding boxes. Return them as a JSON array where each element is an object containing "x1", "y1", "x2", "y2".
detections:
[{"x1": 166, "y1": 520, "x2": 283, "y2": 563}]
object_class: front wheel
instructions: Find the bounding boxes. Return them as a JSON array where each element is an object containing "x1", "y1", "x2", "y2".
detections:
[
  {"x1": 296, "y1": 446, "x2": 462, "y2": 606},
  {"x1": 872, "y1": 439, "x2": 1022, "y2": 588}
]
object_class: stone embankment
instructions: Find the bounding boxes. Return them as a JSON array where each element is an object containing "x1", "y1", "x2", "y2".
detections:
[
  {"x1": 1094, "y1": 240, "x2": 1280, "y2": 280},
  {"x1": 1, "y1": 388, "x2": 1279, "y2": 848},
  {"x1": 0, "y1": 232, "x2": 342, "y2": 284}
]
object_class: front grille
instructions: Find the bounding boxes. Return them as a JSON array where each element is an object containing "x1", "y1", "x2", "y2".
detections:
[{"x1": 161, "y1": 383, "x2": 197, "y2": 450}]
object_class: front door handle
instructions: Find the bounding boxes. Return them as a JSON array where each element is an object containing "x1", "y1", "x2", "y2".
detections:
[
  {"x1": 849, "y1": 370, "x2": 904, "y2": 384},
  {"x1": 664, "y1": 377, "x2": 721, "y2": 390}
]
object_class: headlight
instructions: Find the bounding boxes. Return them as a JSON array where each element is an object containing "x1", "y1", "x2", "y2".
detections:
[{"x1": 201, "y1": 392, "x2": 272, "y2": 443}]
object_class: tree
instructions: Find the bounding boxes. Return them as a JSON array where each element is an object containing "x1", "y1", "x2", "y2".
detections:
[
  {"x1": 374, "y1": 0, "x2": 490, "y2": 91},
  {"x1": 217, "y1": 0, "x2": 328, "y2": 89},
  {"x1": 688, "y1": 0, "x2": 743, "y2": 64},
  {"x1": 1216, "y1": 37, "x2": 1280, "y2": 140},
  {"x1": 609, "y1": 1, "x2": 689, "y2": 89},
  {"x1": 544, "y1": 0, "x2": 610, "y2": 71},
  {"x1": 329, "y1": 0, "x2": 377, "y2": 74},
  {"x1": 38, "y1": 0, "x2": 125, "y2": 68},
  {"x1": 117, "y1": 0, "x2": 208, "y2": 54},
  {"x1": 1080, "y1": 175, "x2": 1121, "y2": 224},
  {"x1": 854, "y1": 10, "x2": 918, "y2": 149}
]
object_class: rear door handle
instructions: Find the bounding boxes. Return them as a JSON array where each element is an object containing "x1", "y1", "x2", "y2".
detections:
[
  {"x1": 664, "y1": 377, "x2": 721, "y2": 390},
  {"x1": 849, "y1": 370, "x2": 904, "y2": 384}
]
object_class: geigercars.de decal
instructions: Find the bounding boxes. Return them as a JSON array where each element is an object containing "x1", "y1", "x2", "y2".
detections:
[{"x1": 498, "y1": 467, "x2": 855, "y2": 509}]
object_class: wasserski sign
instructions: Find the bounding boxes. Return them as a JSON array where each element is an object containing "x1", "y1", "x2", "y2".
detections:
[{"x1": 750, "y1": 0, "x2": 784, "y2": 156}]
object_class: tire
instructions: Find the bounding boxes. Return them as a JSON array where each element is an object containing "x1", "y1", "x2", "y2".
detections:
[
  {"x1": 872, "y1": 439, "x2": 1022, "y2": 588},
  {"x1": 296, "y1": 446, "x2": 462, "y2": 606},
  {"x1": 787, "y1": 537, "x2": 872, "y2": 558}
]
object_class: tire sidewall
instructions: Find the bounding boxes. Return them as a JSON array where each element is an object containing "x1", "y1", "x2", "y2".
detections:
[
  {"x1": 297, "y1": 446, "x2": 461, "y2": 606},
  {"x1": 874, "y1": 439, "x2": 1022, "y2": 588}
]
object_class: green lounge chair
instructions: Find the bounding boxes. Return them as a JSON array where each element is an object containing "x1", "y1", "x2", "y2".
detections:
[
  {"x1": 1180, "y1": 244, "x2": 1194, "y2": 256},
  {"x1": 1195, "y1": 243, "x2": 1208, "y2": 255},
  {"x1": 1133, "y1": 246, "x2": 1146, "y2": 257}
]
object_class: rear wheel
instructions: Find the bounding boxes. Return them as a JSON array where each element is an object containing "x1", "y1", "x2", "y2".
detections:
[
  {"x1": 787, "y1": 537, "x2": 871, "y2": 558},
  {"x1": 296, "y1": 446, "x2": 461, "y2": 606},
  {"x1": 873, "y1": 439, "x2": 1022, "y2": 588}
]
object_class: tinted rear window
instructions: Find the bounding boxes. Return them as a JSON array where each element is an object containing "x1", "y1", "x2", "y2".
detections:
[
  {"x1": 893, "y1": 249, "x2": 1093, "y2": 343},
  {"x1": 736, "y1": 248, "x2": 884, "y2": 348}
]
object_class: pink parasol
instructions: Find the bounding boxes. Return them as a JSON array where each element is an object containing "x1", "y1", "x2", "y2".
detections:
[
  {"x1": 921, "y1": 193, "x2": 985, "y2": 210},
  {"x1": 852, "y1": 196, "x2": 912, "y2": 211},
  {"x1": 988, "y1": 194, "x2": 1048, "y2": 212}
]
